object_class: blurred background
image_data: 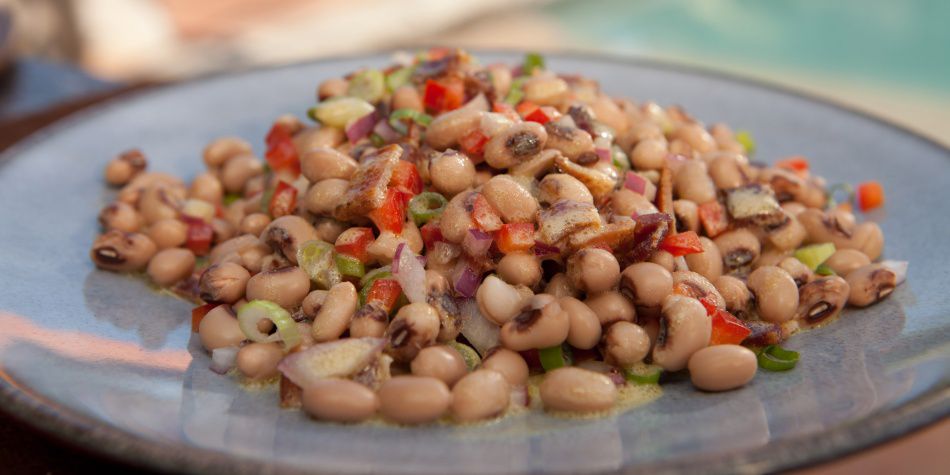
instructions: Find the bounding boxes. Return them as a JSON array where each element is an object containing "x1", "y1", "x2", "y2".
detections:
[{"x1": 1, "y1": 0, "x2": 948, "y2": 145}]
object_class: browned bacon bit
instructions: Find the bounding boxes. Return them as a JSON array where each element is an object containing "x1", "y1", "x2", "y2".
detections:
[{"x1": 620, "y1": 212, "x2": 671, "y2": 265}]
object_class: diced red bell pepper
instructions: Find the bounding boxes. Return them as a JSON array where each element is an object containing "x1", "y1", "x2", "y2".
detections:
[
  {"x1": 424, "y1": 47, "x2": 451, "y2": 61},
  {"x1": 390, "y1": 160, "x2": 423, "y2": 198},
  {"x1": 518, "y1": 349, "x2": 543, "y2": 372},
  {"x1": 420, "y1": 222, "x2": 445, "y2": 251},
  {"x1": 368, "y1": 188, "x2": 406, "y2": 234},
  {"x1": 423, "y1": 78, "x2": 465, "y2": 113},
  {"x1": 366, "y1": 279, "x2": 402, "y2": 312},
  {"x1": 492, "y1": 102, "x2": 520, "y2": 121},
  {"x1": 191, "y1": 303, "x2": 217, "y2": 332},
  {"x1": 515, "y1": 101, "x2": 538, "y2": 117},
  {"x1": 182, "y1": 215, "x2": 214, "y2": 256},
  {"x1": 856, "y1": 181, "x2": 885, "y2": 211},
  {"x1": 334, "y1": 227, "x2": 375, "y2": 263},
  {"x1": 264, "y1": 123, "x2": 300, "y2": 176},
  {"x1": 495, "y1": 222, "x2": 535, "y2": 254},
  {"x1": 709, "y1": 308, "x2": 752, "y2": 345},
  {"x1": 268, "y1": 180, "x2": 297, "y2": 218},
  {"x1": 699, "y1": 295, "x2": 720, "y2": 315},
  {"x1": 698, "y1": 201, "x2": 729, "y2": 238},
  {"x1": 659, "y1": 231, "x2": 703, "y2": 257},
  {"x1": 459, "y1": 129, "x2": 489, "y2": 157},
  {"x1": 472, "y1": 193, "x2": 503, "y2": 232},
  {"x1": 524, "y1": 106, "x2": 556, "y2": 125},
  {"x1": 775, "y1": 156, "x2": 810, "y2": 178}
]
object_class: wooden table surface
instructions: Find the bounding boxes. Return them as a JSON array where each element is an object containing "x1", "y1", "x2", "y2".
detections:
[{"x1": 0, "y1": 60, "x2": 946, "y2": 475}]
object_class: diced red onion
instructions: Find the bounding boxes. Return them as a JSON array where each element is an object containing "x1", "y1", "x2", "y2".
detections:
[
  {"x1": 372, "y1": 119, "x2": 400, "y2": 142},
  {"x1": 345, "y1": 111, "x2": 378, "y2": 143},
  {"x1": 393, "y1": 242, "x2": 427, "y2": 303},
  {"x1": 458, "y1": 298, "x2": 500, "y2": 356},
  {"x1": 454, "y1": 266, "x2": 480, "y2": 298},
  {"x1": 210, "y1": 346, "x2": 239, "y2": 374},
  {"x1": 595, "y1": 147, "x2": 611, "y2": 163},
  {"x1": 624, "y1": 171, "x2": 647, "y2": 195},
  {"x1": 462, "y1": 229, "x2": 493, "y2": 257},
  {"x1": 534, "y1": 240, "x2": 560, "y2": 257}
]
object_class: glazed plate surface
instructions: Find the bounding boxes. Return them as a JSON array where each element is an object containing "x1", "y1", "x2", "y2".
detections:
[{"x1": 0, "y1": 52, "x2": 947, "y2": 474}]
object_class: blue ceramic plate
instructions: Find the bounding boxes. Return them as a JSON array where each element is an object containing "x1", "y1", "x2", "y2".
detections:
[{"x1": 0, "y1": 52, "x2": 947, "y2": 474}]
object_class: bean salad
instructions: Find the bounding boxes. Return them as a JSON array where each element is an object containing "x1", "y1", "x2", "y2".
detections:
[{"x1": 90, "y1": 49, "x2": 907, "y2": 425}]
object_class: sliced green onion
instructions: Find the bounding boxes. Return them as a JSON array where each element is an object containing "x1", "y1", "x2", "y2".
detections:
[
  {"x1": 347, "y1": 69, "x2": 385, "y2": 103},
  {"x1": 757, "y1": 344, "x2": 799, "y2": 371},
  {"x1": 624, "y1": 362, "x2": 663, "y2": 385},
  {"x1": 369, "y1": 133, "x2": 385, "y2": 147},
  {"x1": 826, "y1": 183, "x2": 855, "y2": 210},
  {"x1": 385, "y1": 66, "x2": 414, "y2": 92},
  {"x1": 539, "y1": 345, "x2": 571, "y2": 372},
  {"x1": 335, "y1": 253, "x2": 365, "y2": 278},
  {"x1": 259, "y1": 185, "x2": 275, "y2": 215},
  {"x1": 735, "y1": 130, "x2": 756, "y2": 156},
  {"x1": 310, "y1": 97, "x2": 375, "y2": 128},
  {"x1": 794, "y1": 242, "x2": 836, "y2": 271},
  {"x1": 237, "y1": 300, "x2": 301, "y2": 350},
  {"x1": 297, "y1": 240, "x2": 341, "y2": 289},
  {"x1": 522, "y1": 52, "x2": 545, "y2": 75},
  {"x1": 408, "y1": 192, "x2": 448, "y2": 225},
  {"x1": 504, "y1": 77, "x2": 527, "y2": 105},
  {"x1": 611, "y1": 144, "x2": 631, "y2": 173},
  {"x1": 447, "y1": 341, "x2": 482, "y2": 370},
  {"x1": 222, "y1": 193, "x2": 242, "y2": 206},
  {"x1": 815, "y1": 263, "x2": 836, "y2": 276},
  {"x1": 389, "y1": 108, "x2": 432, "y2": 135}
]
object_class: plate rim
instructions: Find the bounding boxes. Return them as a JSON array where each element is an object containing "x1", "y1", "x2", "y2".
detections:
[{"x1": 0, "y1": 49, "x2": 947, "y2": 475}]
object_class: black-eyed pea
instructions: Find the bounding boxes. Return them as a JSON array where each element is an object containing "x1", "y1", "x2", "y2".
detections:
[
  {"x1": 236, "y1": 342, "x2": 284, "y2": 381},
  {"x1": 688, "y1": 345, "x2": 757, "y2": 391},
  {"x1": 378, "y1": 376, "x2": 451, "y2": 424},
  {"x1": 714, "y1": 228, "x2": 761, "y2": 270},
  {"x1": 620, "y1": 262, "x2": 673, "y2": 308},
  {"x1": 674, "y1": 159, "x2": 717, "y2": 204},
  {"x1": 349, "y1": 302, "x2": 389, "y2": 338},
  {"x1": 673, "y1": 200, "x2": 699, "y2": 233},
  {"x1": 630, "y1": 138, "x2": 667, "y2": 171},
  {"x1": 767, "y1": 214, "x2": 807, "y2": 251},
  {"x1": 439, "y1": 191, "x2": 477, "y2": 243},
  {"x1": 544, "y1": 273, "x2": 578, "y2": 298},
  {"x1": 713, "y1": 275, "x2": 751, "y2": 315},
  {"x1": 671, "y1": 271, "x2": 726, "y2": 308},
  {"x1": 481, "y1": 348, "x2": 529, "y2": 386},
  {"x1": 90, "y1": 230, "x2": 157, "y2": 272},
  {"x1": 139, "y1": 184, "x2": 185, "y2": 224},
  {"x1": 314, "y1": 217, "x2": 348, "y2": 244},
  {"x1": 302, "y1": 378, "x2": 379, "y2": 423},
  {"x1": 673, "y1": 123, "x2": 716, "y2": 154},
  {"x1": 198, "y1": 305, "x2": 245, "y2": 351},
  {"x1": 652, "y1": 295, "x2": 711, "y2": 371},
  {"x1": 98, "y1": 202, "x2": 142, "y2": 232},
  {"x1": 853, "y1": 222, "x2": 884, "y2": 261},
  {"x1": 611, "y1": 188, "x2": 658, "y2": 217},
  {"x1": 147, "y1": 218, "x2": 189, "y2": 250},
  {"x1": 220, "y1": 154, "x2": 264, "y2": 193},
  {"x1": 300, "y1": 147, "x2": 358, "y2": 182},
  {"x1": 392, "y1": 85, "x2": 423, "y2": 112},
  {"x1": 497, "y1": 253, "x2": 542, "y2": 288},
  {"x1": 684, "y1": 237, "x2": 723, "y2": 282},
  {"x1": 317, "y1": 78, "x2": 348, "y2": 100},
  {"x1": 146, "y1": 248, "x2": 196, "y2": 286},
  {"x1": 429, "y1": 150, "x2": 476, "y2": 197},
  {"x1": 239, "y1": 213, "x2": 272, "y2": 236},
  {"x1": 584, "y1": 291, "x2": 636, "y2": 327},
  {"x1": 538, "y1": 173, "x2": 594, "y2": 205},
  {"x1": 778, "y1": 256, "x2": 813, "y2": 287},
  {"x1": 304, "y1": 178, "x2": 349, "y2": 216},
  {"x1": 411, "y1": 345, "x2": 469, "y2": 387},
  {"x1": 558, "y1": 297, "x2": 601, "y2": 350},
  {"x1": 523, "y1": 76, "x2": 568, "y2": 105},
  {"x1": 602, "y1": 321, "x2": 651, "y2": 367},
  {"x1": 451, "y1": 369, "x2": 510, "y2": 422},
  {"x1": 481, "y1": 175, "x2": 539, "y2": 223},
  {"x1": 796, "y1": 276, "x2": 850, "y2": 328},
  {"x1": 539, "y1": 367, "x2": 617, "y2": 413},
  {"x1": 293, "y1": 125, "x2": 344, "y2": 151},
  {"x1": 311, "y1": 282, "x2": 358, "y2": 342},
  {"x1": 245, "y1": 266, "x2": 311, "y2": 310},
  {"x1": 104, "y1": 159, "x2": 136, "y2": 186},
  {"x1": 845, "y1": 263, "x2": 902, "y2": 307},
  {"x1": 260, "y1": 215, "x2": 319, "y2": 264},
  {"x1": 425, "y1": 108, "x2": 483, "y2": 150},
  {"x1": 385, "y1": 302, "x2": 441, "y2": 362},
  {"x1": 199, "y1": 262, "x2": 250, "y2": 304},
  {"x1": 824, "y1": 249, "x2": 870, "y2": 277},
  {"x1": 484, "y1": 122, "x2": 547, "y2": 169},
  {"x1": 543, "y1": 123, "x2": 594, "y2": 160},
  {"x1": 747, "y1": 266, "x2": 799, "y2": 323},
  {"x1": 499, "y1": 298, "x2": 569, "y2": 351},
  {"x1": 203, "y1": 137, "x2": 252, "y2": 169},
  {"x1": 567, "y1": 248, "x2": 620, "y2": 294},
  {"x1": 649, "y1": 249, "x2": 676, "y2": 272},
  {"x1": 707, "y1": 152, "x2": 749, "y2": 190},
  {"x1": 189, "y1": 172, "x2": 224, "y2": 204}
]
